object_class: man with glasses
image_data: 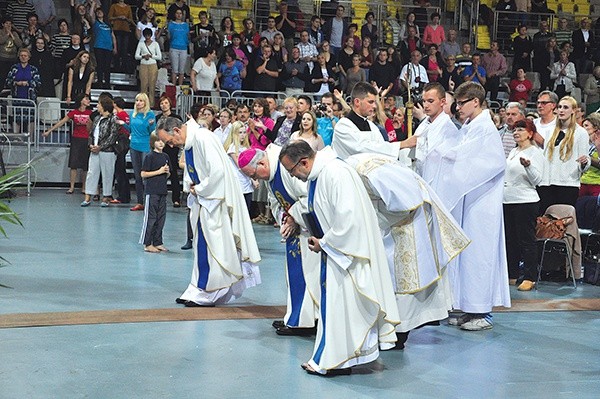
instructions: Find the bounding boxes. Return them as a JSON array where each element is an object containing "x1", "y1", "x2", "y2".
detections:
[
  {"x1": 278, "y1": 140, "x2": 400, "y2": 376},
  {"x1": 498, "y1": 102, "x2": 526, "y2": 157},
  {"x1": 427, "y1": 81, "x2": 510, "y2": 331},
  {"x1": 238, "y1": 145, "x2": 320, "y2": 337},
  {"x1": 156, "y1": 116, "x2": 261, "y2": 307},
  {"x1": 533, "y1": 90, "x2": 558, "y2": 146}
]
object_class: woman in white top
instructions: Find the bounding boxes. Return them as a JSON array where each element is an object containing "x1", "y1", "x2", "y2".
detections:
[
  {"x1": 503, "y1": 119, "x2": 546, "y2": 291},
  {"x1": 223, "y1": 121, "x2": 254, "y2": 211},
  {"x1": 538, "y1": 96, "x2": 590, "y2": 213},
  {"x1": 213, "y1": 108, "x2": 233, "y2": 144},
  {"x1": 191, "y1": 47, "x2": 219, "y2": 96},
  {"x1": 135, "y1": 28, "x2": 162, "y2": 107},
  {"x1": 289, "y1": 111, "x2": 325, "y2": 151},
  {"x1": 550, "y1": 51, "x2": 577, "y2": 99}
]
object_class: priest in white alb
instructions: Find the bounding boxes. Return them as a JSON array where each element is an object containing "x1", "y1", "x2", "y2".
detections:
[
  {"x1": 157, "y1": 117, "x2": 261, "y2": 307},
  {"x1": 279, "y1": 141, "x2": 400, "y2": 376},
  {"x1": 238, "y1": 144, "x2": 321, "y2": 336},
  {"x1": 346, "y1": 153, "x2": 470, "y2": 347}
]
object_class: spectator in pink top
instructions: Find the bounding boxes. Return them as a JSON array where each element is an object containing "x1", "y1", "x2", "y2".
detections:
[
  {"x1": 247, "y1": 97, "x2": 274, "y2": 150},
  {"x1": 423, "y1": 12, "x2": 446, "y2": 46}
]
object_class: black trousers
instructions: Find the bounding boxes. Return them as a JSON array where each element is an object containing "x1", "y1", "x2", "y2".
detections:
[
  {"x1": 485, "y1": 75, "x2": 500, "y2": 102},
  {"x1": 537, "y1": 185, "x2": 579, "y2": 216},
  {"x1": 114, "y1": 151, "x2": 131, "y2": 203},
  {"x1": 142, "y1": 194, "x2": 167, "y2": 246},
  {"x1": 504, "y1": 202, "x2": 539, "y2": 281},
  {"x1": 163, "y1": 144, "x2": 181, "y2": 204}
]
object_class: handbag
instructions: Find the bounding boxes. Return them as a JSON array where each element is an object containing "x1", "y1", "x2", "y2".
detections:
[
  {"x1": 535, "y1": 214, "x2": 574, "y2": 240},
  {"x1": 113, "y1": 131, "x2": 130, "y2": 155}
]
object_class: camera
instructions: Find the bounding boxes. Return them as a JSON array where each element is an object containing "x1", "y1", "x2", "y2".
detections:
[{"x1": 318, "y1": 104, "x2": 328, "y2": 112}]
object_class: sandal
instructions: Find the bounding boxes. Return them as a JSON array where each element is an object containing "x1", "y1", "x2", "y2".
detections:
[{"x1": 66, "y1": 189, "x2": 74, "y2": 194}]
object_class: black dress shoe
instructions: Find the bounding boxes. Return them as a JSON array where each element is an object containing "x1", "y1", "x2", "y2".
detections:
[
  {"x1": 390, "y1": 331, "x2": 409, "y2": 350},
  {"x1": 184, "y1": 300, "x2": 216, "y2": 307},
  {"x1": 272, "y1": 320, "x2": 285, "y2": 329},
  {"x1": 181, "y1": 240, "x2": 193, "y2": 250},
  {"x1": 276, "y1": 326, "x2": 317, "y2": 336},
  {"x1": 175, "y1": 297, "x2": 186, "y2": 304}
]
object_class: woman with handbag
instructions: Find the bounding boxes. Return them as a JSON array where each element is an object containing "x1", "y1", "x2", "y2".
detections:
[
  {"x1": 134, "y1": 28, "x2": 161, "y2": 107},
  {"x1": 503, "y1": 119, "x2": 546, "y2": 291},
  {"x1": 538, "y1": 96, "x2": 590, "y2": 213},
  {"x1": 42, "y1": 93, "x2": 92, "y2": 194},
  {"x1": 80, "y1": 96, "x2": 120, "y2": 207}
]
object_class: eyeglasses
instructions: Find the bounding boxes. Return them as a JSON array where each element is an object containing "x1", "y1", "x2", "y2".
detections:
[
  {"x1": 537, "y1": 100, "x2": 554, "y2": 105},
  {"x1": 455, "y1": 98, "x2": 475, "y2": 108},
  {"x1": 287, "y1": 158, "x2": 306, "y2": 175}
]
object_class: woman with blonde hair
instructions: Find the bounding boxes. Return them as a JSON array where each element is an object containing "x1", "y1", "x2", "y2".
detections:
[
  {"x1": 125, "y1": 92, "x2": 157, "y2": 211},
  {"x1": 538, "y1": 96, "x2": 590, "y2": 212},
  {"x1": 289, "y1": 111, "x2": 324, "y2": 151},
  {"x1": 224, "y1": 120, "x2": 254, "y2": 210}
]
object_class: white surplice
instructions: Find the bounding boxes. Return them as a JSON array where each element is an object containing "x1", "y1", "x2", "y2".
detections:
[
  {"x1": 179, "y1": 120, "x2": 261, "y2": 305},
  {"x1": 424, "y1": 109, "x2": 511, "y2": 313},
  {"x1": 332, "y1": 117, "x2": 412, "y2": 165},
  {"x1": 264, "y1": 144, "x2": 321, "y2": 328},
  {"x1": 414, "y1": 112, "x2": 461, "y2": 178},
  {"x1": 306, "y1": 148, "x2": 400, "y2": 374},
  {"x1": 347, "y1": 154, "x2": 470, "y2": 331}
]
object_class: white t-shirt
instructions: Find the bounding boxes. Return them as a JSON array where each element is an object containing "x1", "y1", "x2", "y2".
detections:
[
  {"x1": 534, "y1": 117, "x2": 557, "y2": 145},
  {"x1": 330, "y1": 18, "x2": 343, "y2": 47},
  {"x1": 137, "y1": 22, "x2": 157, "y2": 42},
  {"x1": 192, "y1": 57, "x2": 217, "y2": 91}
]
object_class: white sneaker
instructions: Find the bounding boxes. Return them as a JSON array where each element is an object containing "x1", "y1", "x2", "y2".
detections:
[
  {"x1": 460, "y1": 316, "x2": 493, "y2": 331},
  {"x1": 448, "y1": 313, "x2": 472, "y2": 326}
]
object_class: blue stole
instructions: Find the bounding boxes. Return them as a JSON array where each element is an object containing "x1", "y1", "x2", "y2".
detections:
[
  {"x1": 185, "y1": 147, "x2": 210, "y2": 289},
  {"x1": 308, "y1": 178, "x2": 327, "y2": 364},
  {"x1": 270, "y1": 163, "x2": 305, "y2": 327}
]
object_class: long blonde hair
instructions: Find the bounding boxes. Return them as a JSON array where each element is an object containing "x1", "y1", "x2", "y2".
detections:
[
  {"x1": 223, "y1": 121, "x2": 249, "y2": 156},
  {"x1": 546, "y1": 96, "x2": 578, "y2": 161},
  {"x1": 133, "y1": 92, "x2": 151, "y2": 117}
]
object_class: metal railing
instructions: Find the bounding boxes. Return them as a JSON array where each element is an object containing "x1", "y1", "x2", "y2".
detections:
[{"x1": 0, "y1": 98, "x2": 36, "y2": 195}]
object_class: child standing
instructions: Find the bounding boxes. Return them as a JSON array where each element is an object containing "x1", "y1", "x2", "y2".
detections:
[
  {"x1": 140, "y1": 133, "x2": 170, "y2": 253},
  {"x1": 224, "y1": 121, "x2": 255, "y2": 211}
]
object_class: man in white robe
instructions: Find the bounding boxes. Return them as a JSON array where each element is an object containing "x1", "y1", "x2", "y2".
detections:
[
  {"x1": 424, "y1": 82, "x2": 511, "y2": 330},
  {"x1": 346, "y1": 153, "x2": 470, "y2": 347},
  {"x1": 239, "y1": 144, "x2": 321, "y2": 336},
  {"x1": 331, "y1": 82, "x2": 417, "y2": 165},
  {"x1": 279, "y1": 141, "x2": 400, "y2": 376},
  {"x1": 414, "y1": 82, "x2": 462, "y2": 177},
  {"x1": 157, "y1": 117, "x2": 261, "y2": 306}
]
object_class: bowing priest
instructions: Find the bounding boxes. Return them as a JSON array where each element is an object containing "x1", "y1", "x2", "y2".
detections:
[
  {"x1": 423, "y1": 82, "x2": 510, "y2": 331},
  {"x1": 157, "y1": 117, "x2": 262, "y2": 307},
  {"x1": 279, "y1": 141, "x2": 400, "y2": 377},
  {"x1": 238, "y1": 144, "x2": 321, "y2": 336},
  {"x1": 331, "y1": 82, "x2": 417, "y2": 164},
  {"x1": 346, "y1": 153, "x2": 470, "y2": 348}
]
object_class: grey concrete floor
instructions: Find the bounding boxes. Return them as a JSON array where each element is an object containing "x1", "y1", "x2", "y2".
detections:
[{"x1": 0, "y1": 189, "x2": 599, "y2": 398}]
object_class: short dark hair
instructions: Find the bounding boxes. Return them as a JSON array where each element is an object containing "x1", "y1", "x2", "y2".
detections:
[
  {"x1": 423, "y1": 82, "x2": 446, "y2": 99},
  {"x1": 142, "y1": 28, "x2": 152, "y2": 38},
  {"x1": 454, "y1": 81, "x2": 486, "y2": 104},
  {"x1": 431, "y1": 12, "x2": 441, "y2": 20},
  {"x1": 190, "y1": 102, "x2": 203, "y2": 120},
  {"x1": 99, "y1": 96, "x2": 114, "y2": 114},
  {"x1": 279, "y1": 140, "x2": 315, "y2": 164},
  {"x1": 297, "y1": 95, "x2": 313, "y2": 107},
  {"x1": 351, "y1": 82, "x2": 378, "y2": 100},
  {"x1": 365, "y1": 11, "x2": 374, "y2": 19},
  {"x1": 113, "y1": 96, "x2": 126, "y2": 109}
]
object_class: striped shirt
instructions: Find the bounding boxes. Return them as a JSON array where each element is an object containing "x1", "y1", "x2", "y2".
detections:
[
  {"x1": 50, "y1": 34, "x2": 72, "y2": 59},
  {"x1": 6, "y1": 0, "x2": 36, "y2": 32}
]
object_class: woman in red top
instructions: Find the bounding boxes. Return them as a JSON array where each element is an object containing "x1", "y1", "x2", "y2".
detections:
[
  {"x1": 42, "y1": 93, "x2": 92, "y2": 193},
  {"x1": 508, "y1": 67, "x2": 533, "y2": 103}
]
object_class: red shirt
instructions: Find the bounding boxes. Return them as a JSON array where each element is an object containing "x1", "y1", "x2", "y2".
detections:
[
  {"x1": 116, "y1": 110, "x2": 130, "y2": 137},
  {"x1": 508, "y1": 79, "x2": 533, "y2": 103},
  {"x1": 67, "y1": 109, "x2": 92, "y2": 139}
]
